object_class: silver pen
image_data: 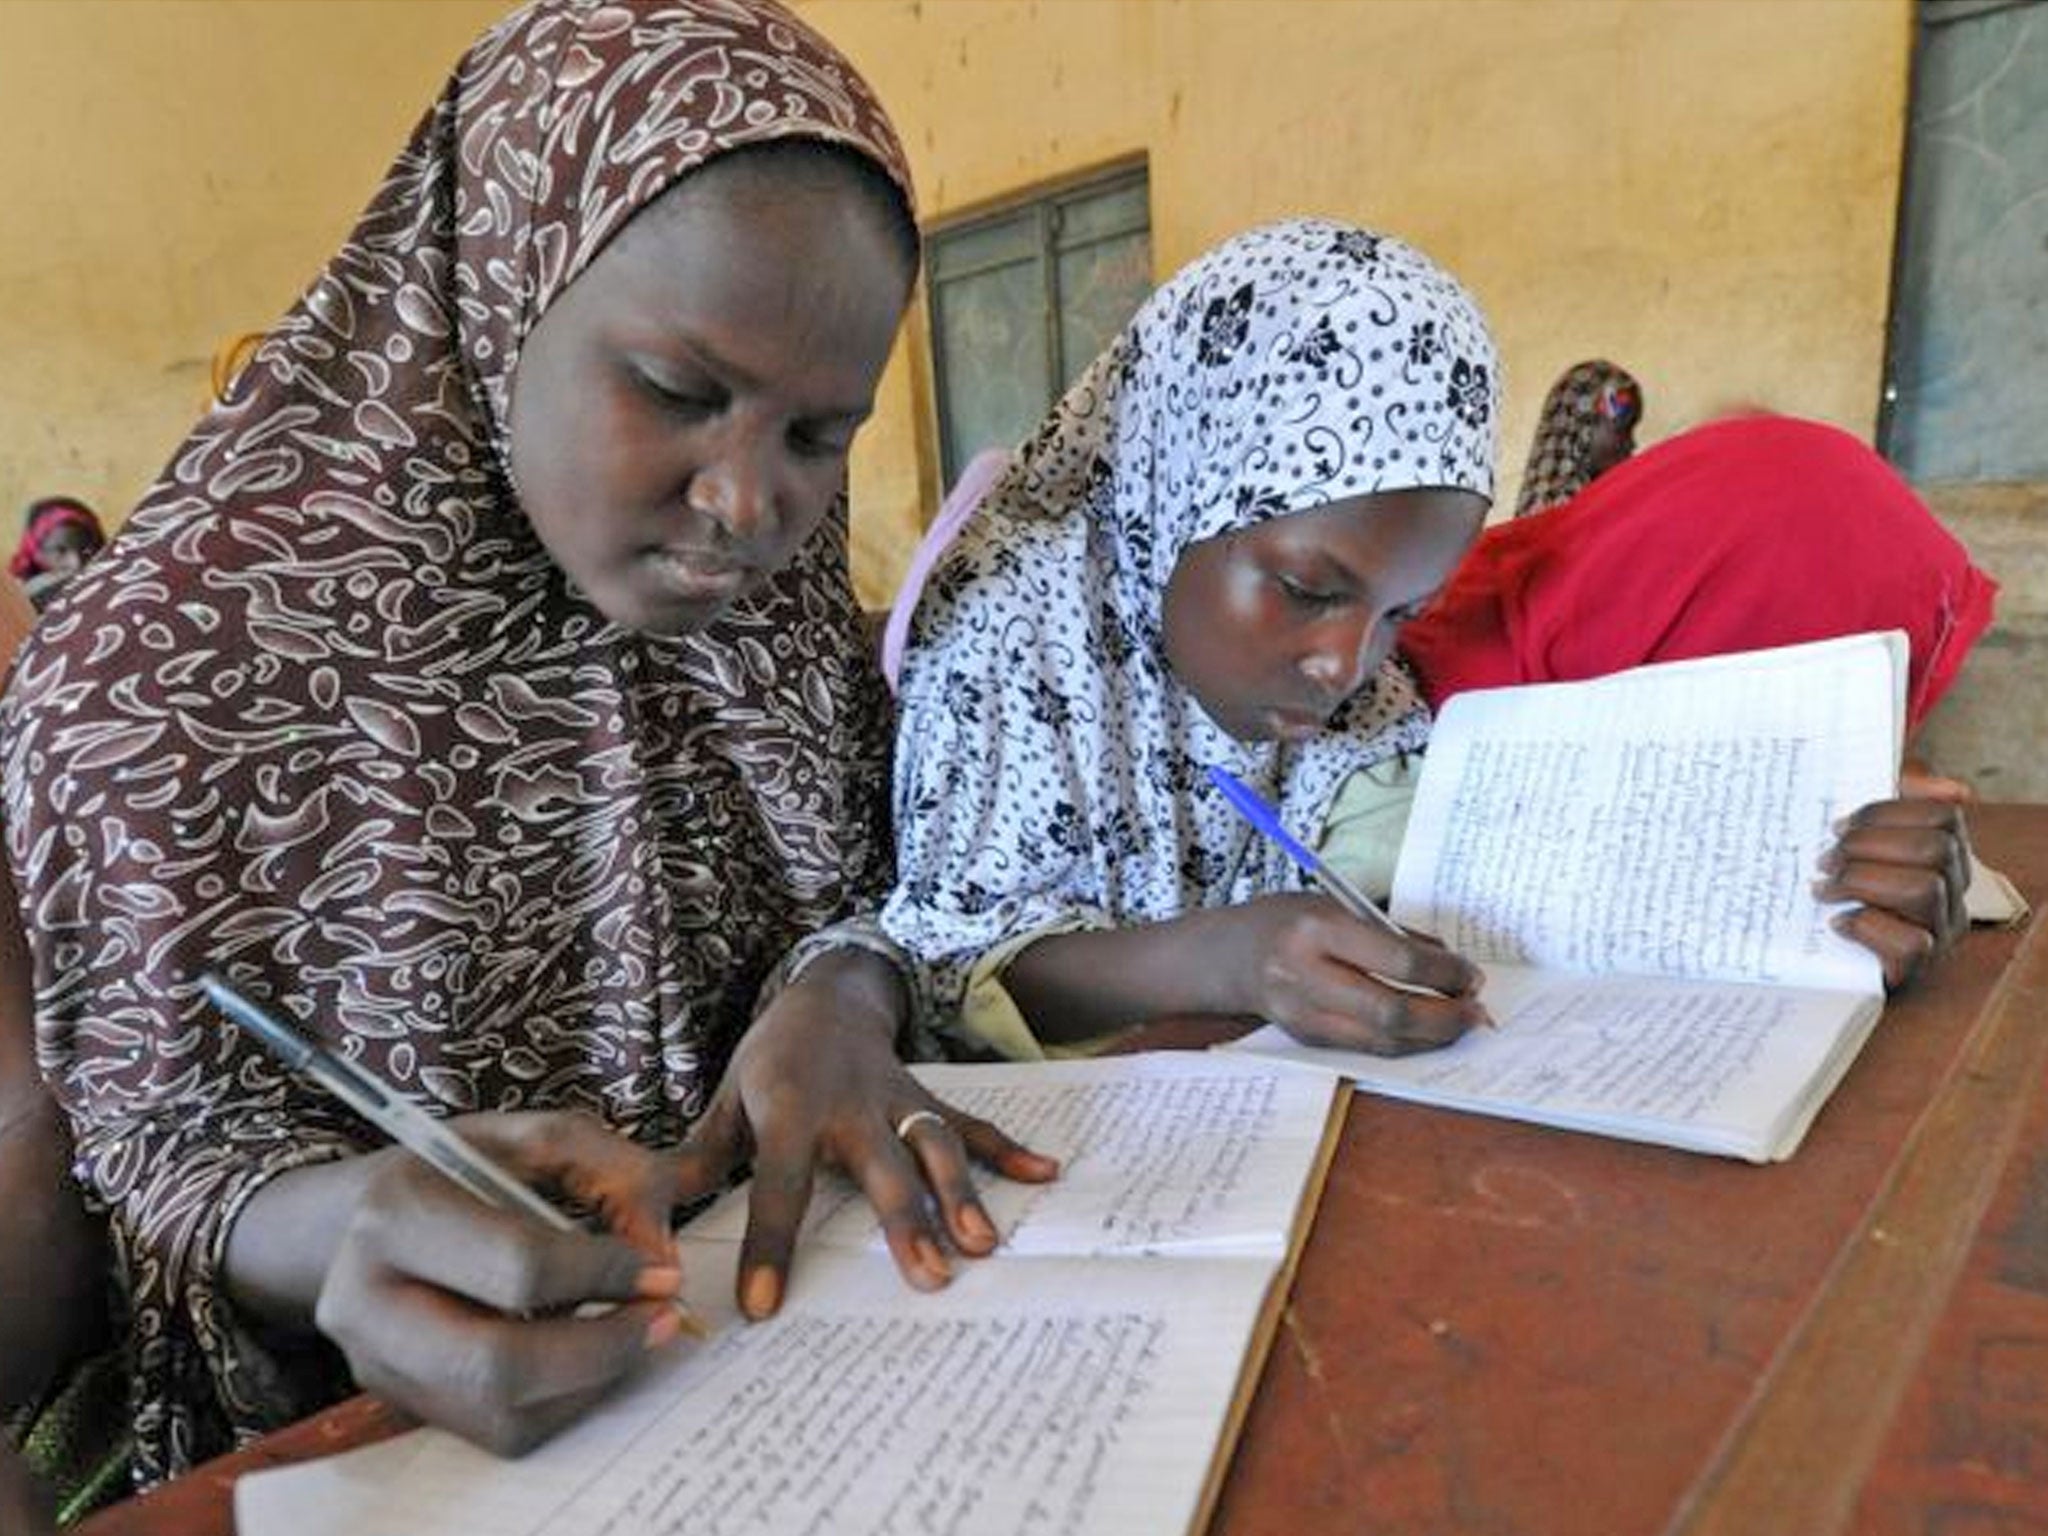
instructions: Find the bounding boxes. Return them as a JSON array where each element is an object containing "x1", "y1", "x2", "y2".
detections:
[
  {"x1": 202, "y1": 972, "x2": 580, "y2": 1230},
  {"x1": 204, "y1": 973, "x2": 711, "y2": 1338}
]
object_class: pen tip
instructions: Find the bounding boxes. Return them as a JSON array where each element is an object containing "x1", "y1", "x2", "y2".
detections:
[{"x1": 672, "y1": 1301, "x2": 711, "y2": 1340}]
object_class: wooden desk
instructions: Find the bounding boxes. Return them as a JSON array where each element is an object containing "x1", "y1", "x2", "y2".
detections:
[{"x1": 79, "y1": 804, "x2": 2048, "y2": 1536}]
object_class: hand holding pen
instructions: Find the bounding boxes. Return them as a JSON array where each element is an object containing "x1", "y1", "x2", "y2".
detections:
[
  {"x1": 1205, "y1": 766, "x2": 1494, "y2": 1053},
  {"x1": 204, "y1": 974, "x2": 707, "y2": 1459}
]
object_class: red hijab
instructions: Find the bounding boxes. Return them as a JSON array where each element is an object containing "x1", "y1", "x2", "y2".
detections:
[{"x1": 1399, "y1": 414, "x2": 1997, "y2": 735}]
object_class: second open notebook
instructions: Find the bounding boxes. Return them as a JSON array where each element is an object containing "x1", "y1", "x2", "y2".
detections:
[
  {"x1": 233, "y1": 1052, "x2": 1344, "y2": 1536},
  {"x1": 1234, "y1": 631, "x2": 1909, "y2": 1163}
]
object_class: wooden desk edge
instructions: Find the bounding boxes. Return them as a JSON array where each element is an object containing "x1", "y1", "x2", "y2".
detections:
[
  {"x1": 1670, "y1": 901, "x2": 2048, "y2": 1536},
  {"x1": 1191, "y1": 1078, "x2": 1353, "y2": 1536}
]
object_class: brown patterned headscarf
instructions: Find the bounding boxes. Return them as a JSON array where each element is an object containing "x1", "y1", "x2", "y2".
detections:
[
  {"x1": 1512, "y1": 358, "x2": 1643, "y2": 516},
  {"x1": 1, "y1": 0, "x2": 910, "y2": 1484}
]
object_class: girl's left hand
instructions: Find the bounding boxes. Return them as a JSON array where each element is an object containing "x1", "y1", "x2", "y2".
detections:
[
  {"x1": 1818, "y1": 791, "x2": 1972, "y2": 991},
  {"x1": 677, "y1": 948, "x2": 1059, "y2": 1320}
]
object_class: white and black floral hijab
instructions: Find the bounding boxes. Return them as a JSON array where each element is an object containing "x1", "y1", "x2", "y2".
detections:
[{"x1": 882, "y1": 219, "x2": 1498, "y2": 1026}]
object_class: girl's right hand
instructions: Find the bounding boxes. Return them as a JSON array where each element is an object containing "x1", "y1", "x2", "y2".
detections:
[
  {"x1": 306, "y1": 1112, "x2": 694, "y2": 1458},
  {"x1": 1224, "y1": 892, "x2": 1490, "y2": 1055}
]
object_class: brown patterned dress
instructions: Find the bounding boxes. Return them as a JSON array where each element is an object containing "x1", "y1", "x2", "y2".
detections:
[{"x1": 0, "y1": 0, "x2": 908, "y2": 1486}]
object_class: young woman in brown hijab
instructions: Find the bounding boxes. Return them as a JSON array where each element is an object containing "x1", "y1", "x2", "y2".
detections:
[
  {"x1": 0, "y1": 0, "x2": 1051, "y2": 1487},
  {"x1": 1, "y1": 577, "x2": 67, "y2": 1533}
]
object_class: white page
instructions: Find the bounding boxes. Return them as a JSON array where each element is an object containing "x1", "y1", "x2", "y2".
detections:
[
  {"x1": 1231, "y1": 964, "x2": 1880, "y2": 1161},
  {"x1": 1390, "y1": 633, "x2": 1901, "y2": 997},
  {"x1": 235, "y1": 1249, "x2": 1277, "y2": 1536},
  {"x1": 685, "y1": 1054, "x2": 1339, "y2": 1258},
  {"x1": 235, "y1": 1054, "x2": 1340, "y2": 1536}
]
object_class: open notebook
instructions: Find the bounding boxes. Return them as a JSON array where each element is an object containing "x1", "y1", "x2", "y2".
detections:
[
  {"x1": 235, "y1": 1052, "x2": 1344, "y2": 1536},
  {"x1": 1236, "y1": 632, "x2": 1910, "y2": 1163}
]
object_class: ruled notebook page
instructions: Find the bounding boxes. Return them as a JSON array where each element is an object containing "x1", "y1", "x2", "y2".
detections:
[{"x1": 235, "y1": 1054, "x2": 1340, "y2": 1536}]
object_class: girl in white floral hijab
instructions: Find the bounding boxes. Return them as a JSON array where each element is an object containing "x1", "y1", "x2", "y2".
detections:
[{"x1": 884, "y1": 220, "x2": 1500, "y2": 1059}]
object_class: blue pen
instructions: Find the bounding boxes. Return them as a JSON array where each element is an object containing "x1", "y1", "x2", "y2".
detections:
[
  {"x1": 1205, "y1": 764, "x2": 1492, "y2": 1019},
  {"x1": 1205, "y1": 764, "x2": 1409, "y2": 937}
]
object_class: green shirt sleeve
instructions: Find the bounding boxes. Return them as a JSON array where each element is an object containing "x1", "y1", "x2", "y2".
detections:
[{"x1": 1313, "y1": 753, "x2": 1422, "y2": 904}]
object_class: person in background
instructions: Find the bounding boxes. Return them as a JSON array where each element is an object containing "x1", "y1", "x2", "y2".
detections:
[
  {"x1": 1386, "y1": 412, "x2": 1985, "y2": 975},
  {"x1": 1513, "y1": 359, "x2": 1643, "y2": 516},
  {"x1": 9, "y1": 498, "x2": 106, "y2": 611},
  {"x1": 1402, "y1": 414, "x2": 1993, "y2": 739},
  {"x1": 1, "y1": 0, "x2": 1052, "y2": 1490}
]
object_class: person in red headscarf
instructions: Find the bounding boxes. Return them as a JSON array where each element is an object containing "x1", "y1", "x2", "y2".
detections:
[
  {"x1": 1385, "y1": 413, "x2": 1990, "y2": 983},
  {"x1": 1400, "y1": 413, "x2": 1996, "y2": 738},
  {"x1": 9, "y1": 497, "x2": 106, "y2": 611}
]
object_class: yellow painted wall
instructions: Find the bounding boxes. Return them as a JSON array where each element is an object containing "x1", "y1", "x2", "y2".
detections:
[
  {"x1": 807, "y1": 0, "x2": 1915, "y2": 603},
  {"x1": 0, "y1": 0, "x2": 503, "y2": 532},
  {"x1": 2, "y1": 0, "x2": 1910, "y2": 612}
]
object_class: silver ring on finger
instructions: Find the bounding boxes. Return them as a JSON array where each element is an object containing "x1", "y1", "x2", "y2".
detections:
[{"x1": 894, "y1": 1108, "x2": 947, "y2": 1143}]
